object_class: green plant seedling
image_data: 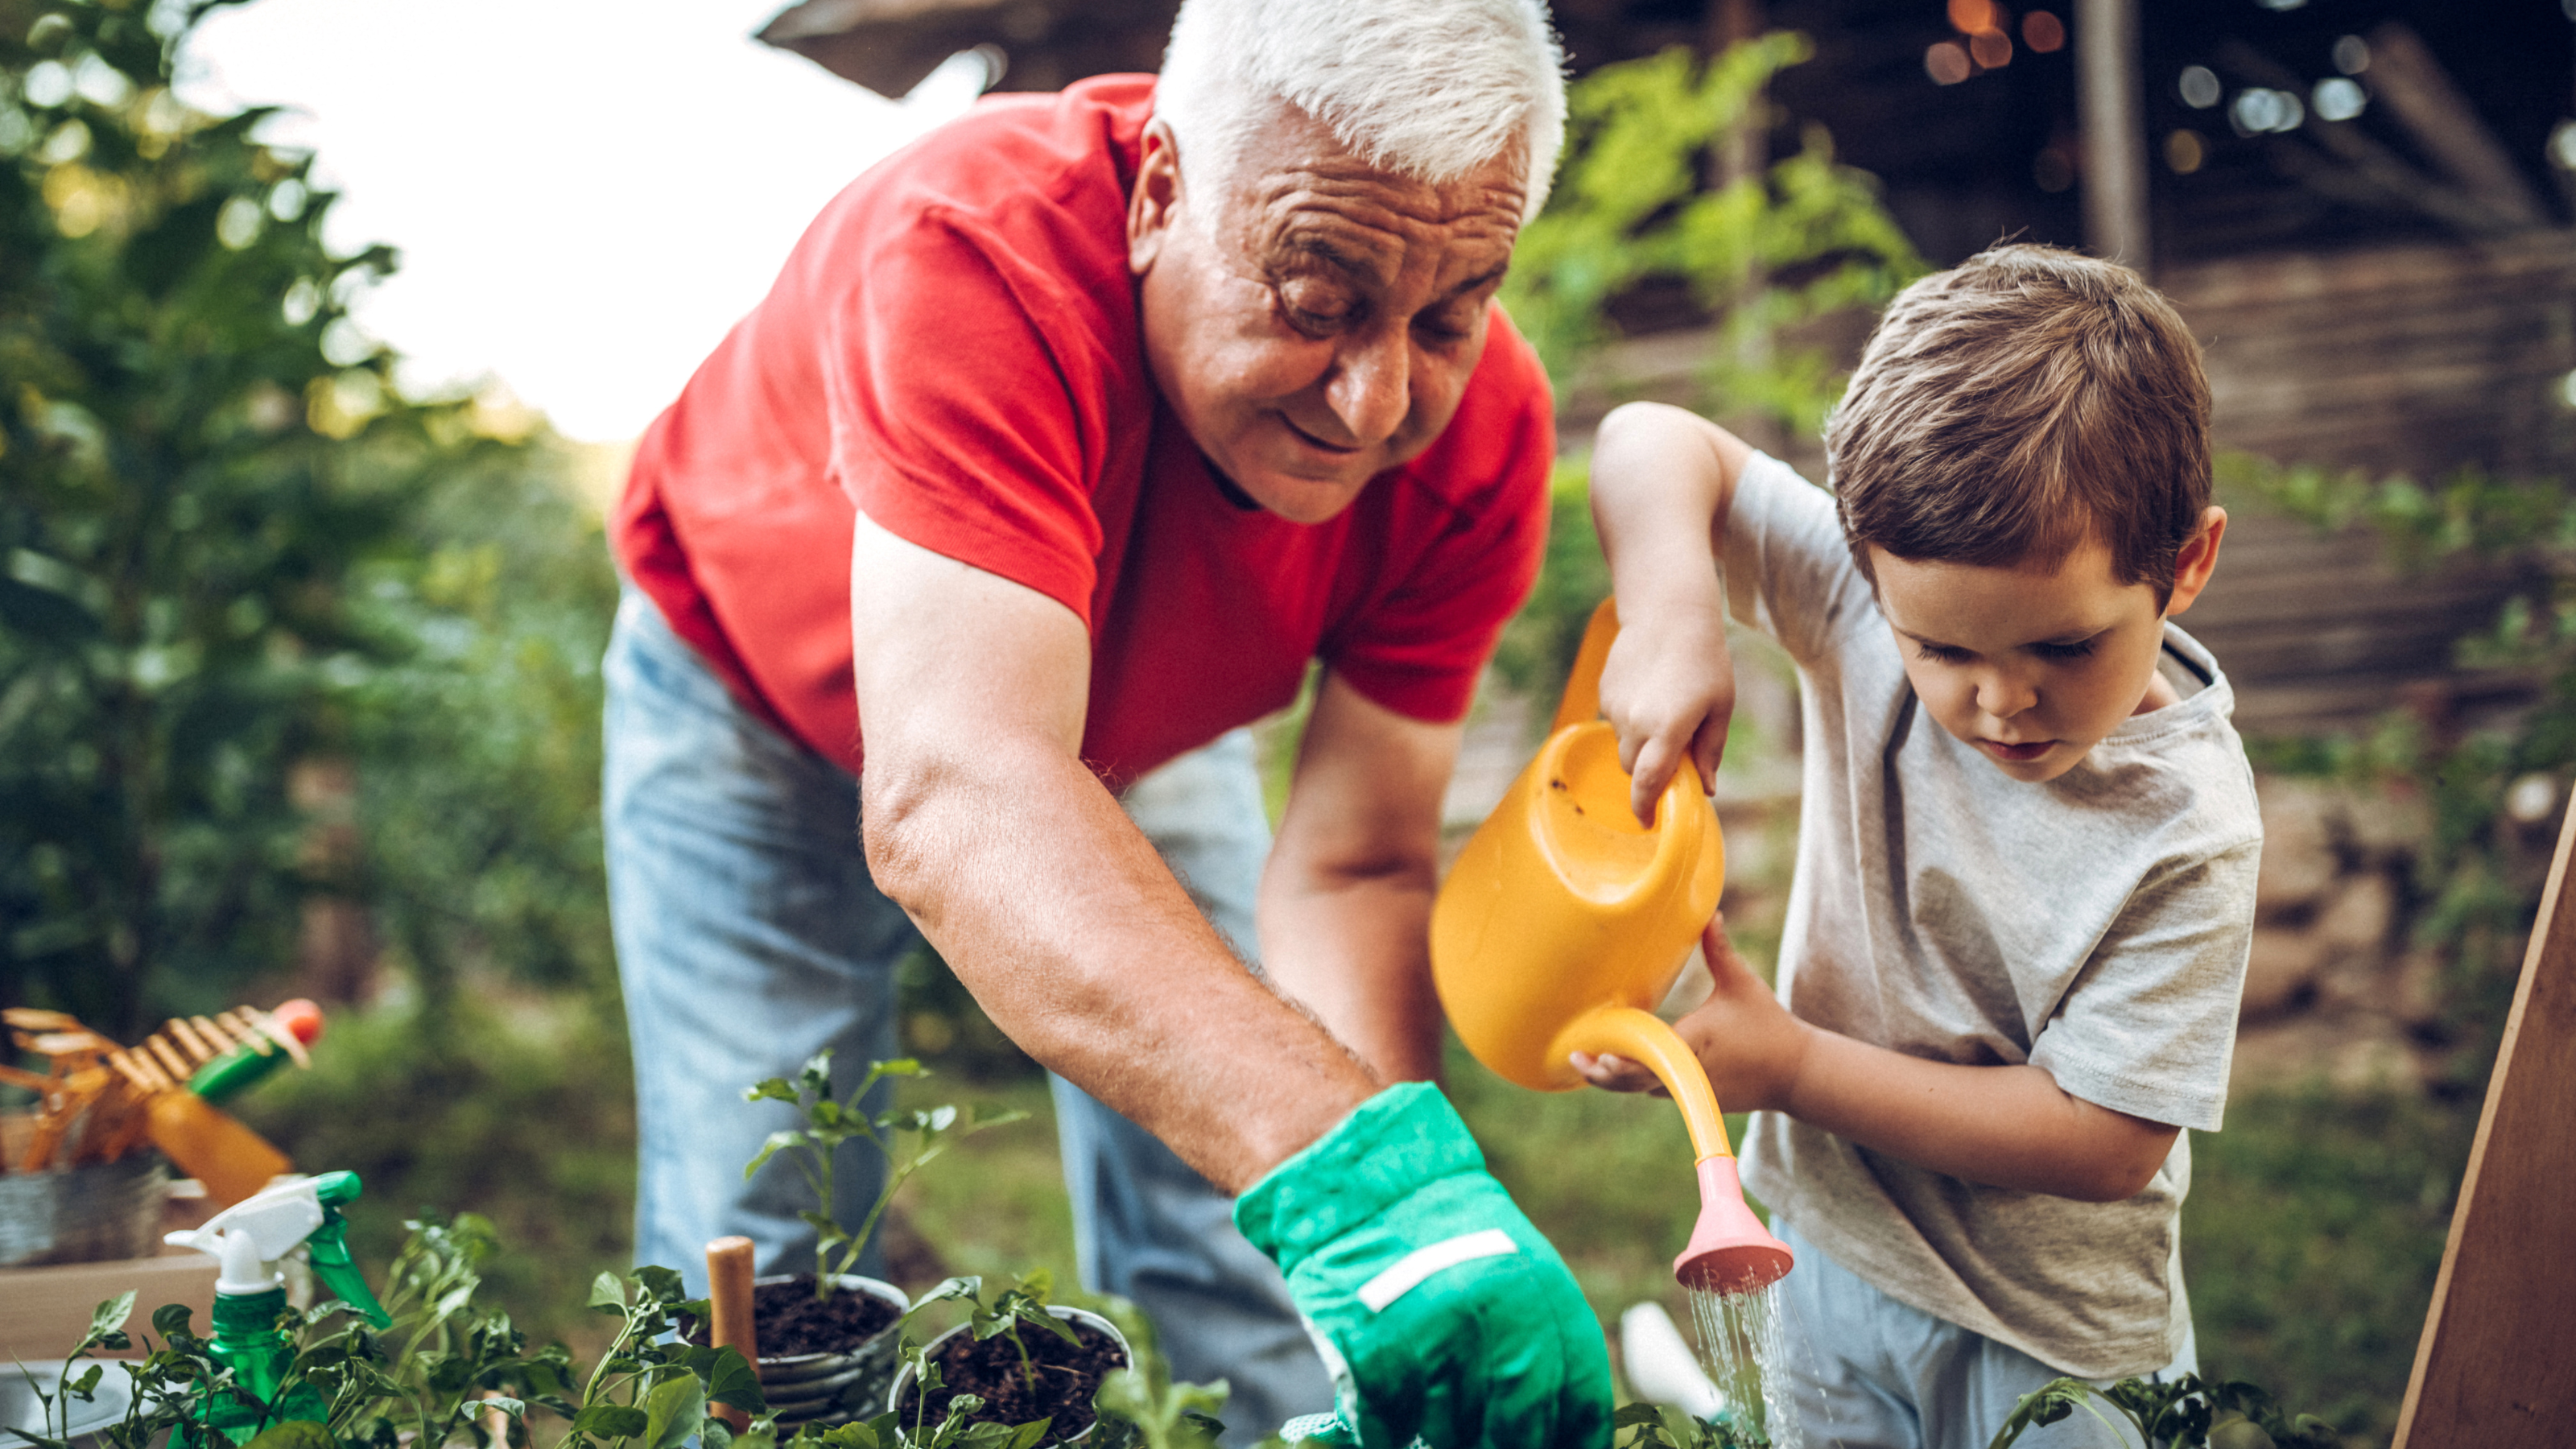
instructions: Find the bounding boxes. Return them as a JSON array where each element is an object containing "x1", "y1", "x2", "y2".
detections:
[
  {"x1": 1988, "y1": 1374, "x2": 2339, "y2": 1449},
  {"x1": 745, "y1": 1053, "x2": 1028, "y2": 1302},
  {"x1": 1610, "y1": 1401, "x2": 1769, "y2": 1448},
  {"x1": 964, "y1": 1272, "x2": 1082, "y2": 1393},
  {"x1": 1088, "y1": 1298, "x2": 1228, "y2": 1449}
]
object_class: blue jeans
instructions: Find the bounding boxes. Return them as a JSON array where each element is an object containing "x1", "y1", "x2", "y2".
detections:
[
  {"x1": 601, "y1": 589, "x2": 1331, "y2": 1442},
  {"x1": 1770, "y1": 1218, "x2": 2198, "y2": 1449}
]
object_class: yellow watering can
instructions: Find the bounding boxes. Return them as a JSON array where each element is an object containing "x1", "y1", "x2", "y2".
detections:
[{"x1": 1431, "y1": 599, "x2": 1793, "y2": 1293}]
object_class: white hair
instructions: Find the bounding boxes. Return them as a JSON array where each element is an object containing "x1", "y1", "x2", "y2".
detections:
[{"x1": 1154, "y1": 0, "x2": 1567, "y2": 222}]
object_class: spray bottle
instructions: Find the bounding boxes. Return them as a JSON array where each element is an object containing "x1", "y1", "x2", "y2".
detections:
[{"x1": 163, "y1": 1170, "x2": 392, "y2": 1447}]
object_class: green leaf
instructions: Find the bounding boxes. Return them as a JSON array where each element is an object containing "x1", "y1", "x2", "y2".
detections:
[
  {"x1": 85, "y1": 1294, "x2": 137, "y2": 1346},
  {"x1": 640, "y1": 1373, "x2": 706, "y2": 1449},
  {"x1": 675, "y1": 1346, "x2": 768, "y2": 1416},
  {"x1": 744, "y1": 1130, "x2": 807, "y2": 1180},
  {"x1": 151, "y1": 1304, "x2": 196, "y2": 1340},
  {"x1": 239, "y1": 1423, "x2": 339, "y2": 1449},
  {"x1": 588, "y1": 1273, "x2": 630, "y2": 1311},
  {"x1": 634, "y1": 1265, "x2": 688, "y2": 1305},
  {"x1": 568, "y1": 1405, "x2": 650, "y2": 1440}
]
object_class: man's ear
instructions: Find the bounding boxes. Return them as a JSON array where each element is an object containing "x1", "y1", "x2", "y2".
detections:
[
  {"x1": 2163, "y1": 505, "x2": 2228, "y2": 617},
  {"x1": 1127, "y1": 119, "x2": 1183, "y2": 276}
]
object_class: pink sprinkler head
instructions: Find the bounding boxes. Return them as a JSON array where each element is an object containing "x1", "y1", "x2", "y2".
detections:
[{"x1": 1673, "y1": 1157, "x2": 1795, "y2": 1293}]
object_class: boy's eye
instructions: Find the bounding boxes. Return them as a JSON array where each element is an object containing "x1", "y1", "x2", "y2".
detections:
[
  {"x1": 2033, "y1": 638, "x2": 2099, "y2": 661},
  {"x1": 1915, "y1": 643, "x2": 1971, "y2": 663}
]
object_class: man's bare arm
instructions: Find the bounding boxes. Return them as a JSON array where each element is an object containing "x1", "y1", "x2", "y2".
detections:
[
  {"x1": 850, "y1": 514, "x2": 1377, "y2": 1192},
  {"x1": 1257, "y1": 672, "x2": 1462, "y2": 1085}
]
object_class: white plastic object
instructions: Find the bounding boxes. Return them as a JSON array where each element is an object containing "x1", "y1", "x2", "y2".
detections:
[
  {"x1": 213, "y1": 1228, "x2": 279, "y2": 1296},
  {"x1": 166, "y1": 1175, "x2": 322, "y2": 1276},
  {"x1": 1619, "y1": 1300, "x2": 1726, "y2": 1419}
]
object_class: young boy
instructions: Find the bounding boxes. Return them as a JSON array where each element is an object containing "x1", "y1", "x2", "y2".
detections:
[{"x1": 1575, "y1": 245, "x2": 2260, "y2": 1448}]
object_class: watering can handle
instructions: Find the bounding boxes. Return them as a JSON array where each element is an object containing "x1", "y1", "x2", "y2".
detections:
[{"x1": 1552, "y1": 598, "x2": 1622, "y2": 734}]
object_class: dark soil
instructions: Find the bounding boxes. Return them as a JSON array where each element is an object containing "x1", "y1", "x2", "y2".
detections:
[
  {"x1": 683, "y1": 1275, "x2": 900, "y2": 1357},
  {"x1": 896, "y1": 1317, "x2": 1127, "y2": 1440}
]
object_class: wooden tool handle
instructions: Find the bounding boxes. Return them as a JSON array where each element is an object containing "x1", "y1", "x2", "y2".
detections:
[{"x1": 706, "y1": 1236, "x2": 759, "y2": 1432}]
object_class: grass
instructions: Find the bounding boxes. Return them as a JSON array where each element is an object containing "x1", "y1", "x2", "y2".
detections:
[{"x1": 2182, "y1": 1085, "x2": 2475, "y2": 1447}]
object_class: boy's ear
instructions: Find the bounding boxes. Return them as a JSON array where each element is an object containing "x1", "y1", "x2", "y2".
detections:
[{"x1": 2163, "y1": 506, "x2": 2228, "y2": 617}]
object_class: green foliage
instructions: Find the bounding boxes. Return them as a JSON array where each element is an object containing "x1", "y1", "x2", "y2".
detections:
[
  {"x1": 745, "y1": 1052, "x2": 1028, "y2": 1301},
  {"x1": 341, "y1": 435, "x2": 617, "y2": 1004},
  {"x1": 1612, "y1": 1402, "x2": 1769, "y2": 1447},
  {"x1": 0, "y1": 0, "x2": 599, "y2": 1033},
  {"x1": 1486, "y1": 460, "x2": 1608, "y2": 715},
  {"x1": 2220, "y1": 452, "x2": 2576, "y2": 1088},
  {"x1": 1501, "y1": 35, "x2": 1924, "y2": 440},
  {"x1": 1088, "y1": 1299, "x2": 1228, "y2": 1449},
  {"x1": 1989, "y1": 1373, "x2": 2340, "y2": 1449}
]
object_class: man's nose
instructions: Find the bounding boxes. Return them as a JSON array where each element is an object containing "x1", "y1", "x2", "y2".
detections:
[{"x1": 1324, "y1": 325, "x2": 1410, "y2": 445}]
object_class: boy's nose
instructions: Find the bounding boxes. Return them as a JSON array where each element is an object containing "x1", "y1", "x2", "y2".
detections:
[{"x1": 1975, "y1": 671, "x2": 2037, "y2": 722}]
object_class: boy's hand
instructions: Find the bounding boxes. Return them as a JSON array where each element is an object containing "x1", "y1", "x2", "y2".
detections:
[
  {"x1": 1571, "y1": 915, "x2": 1808, "y2": 1114},
  {"x1": 1597, "y1": 597, "x2": 1734, "y2": 826}
]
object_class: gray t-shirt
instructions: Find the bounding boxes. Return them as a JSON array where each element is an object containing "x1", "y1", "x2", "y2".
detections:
[{"x1": 1724, "y1": 453, "x2": 2261, "y2": 1379}]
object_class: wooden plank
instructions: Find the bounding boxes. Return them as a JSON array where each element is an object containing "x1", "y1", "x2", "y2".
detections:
[{"x1": 2392, "y1": 795, "x2": 2576, "y2": 1446}]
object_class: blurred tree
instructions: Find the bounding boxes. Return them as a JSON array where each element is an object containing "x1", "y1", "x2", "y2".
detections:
[
  {"x1": 1501, "y1": 35, "x2": 1925, "y2": 444},
  {"x1": 0, "y1": 0, "x2": 576, "y2": 1032},
  {"x1": 1492, "y1": 35, "x2": 1924, "y2": 709}
]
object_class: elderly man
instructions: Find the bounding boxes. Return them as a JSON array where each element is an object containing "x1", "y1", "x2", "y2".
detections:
[{"x1": 602, "y1": 0, "x2": 1607, "y2": 1442}]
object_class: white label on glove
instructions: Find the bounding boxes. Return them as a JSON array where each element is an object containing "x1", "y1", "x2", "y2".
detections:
[{"x1": 1357, "y1": 1228, "x2": 1520, "y2": 1311}]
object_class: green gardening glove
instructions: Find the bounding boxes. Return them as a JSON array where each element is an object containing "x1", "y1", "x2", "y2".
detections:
[{"x1": 1236, "y1": 1083, "x2": 1613, "y2": 1449}]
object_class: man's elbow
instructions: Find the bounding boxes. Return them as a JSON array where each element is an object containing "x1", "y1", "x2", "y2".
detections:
[{"x1": 858, "y1": 754, "x2": 944, "y2": 911}]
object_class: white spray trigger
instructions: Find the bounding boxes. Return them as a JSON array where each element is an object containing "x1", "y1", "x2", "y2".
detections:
[{"x1": 166, "y1": 1177, "x2": 325, "y2": 1265}]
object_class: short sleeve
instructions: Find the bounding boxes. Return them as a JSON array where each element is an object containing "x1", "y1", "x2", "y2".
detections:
[
  {"x1": 1322, "y1": 321, "x2": 1554, "y2": 723},
  {"x1": 825, "y1": 206, "x2": 1144, "y2": 628},
  {"x1": 1723, "y1": 452, "x2": 1878, "y2": 667},
  {"x1": 2027, "y1": 840, "x2": 2260, "y2": 1132}
]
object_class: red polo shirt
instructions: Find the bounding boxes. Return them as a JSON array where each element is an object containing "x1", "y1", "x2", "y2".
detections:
[{"x1": 613, "y1": 75, "x2": 1553, "y2": 791}]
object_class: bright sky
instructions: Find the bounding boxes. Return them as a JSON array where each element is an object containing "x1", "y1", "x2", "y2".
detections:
[{"x1": 175, "y1": 1, "x2": 987, "y2": 442}]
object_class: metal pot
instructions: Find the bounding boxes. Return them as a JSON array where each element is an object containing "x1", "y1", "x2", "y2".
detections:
[
  {"x1": 754, "y1": 1273, "x2": 910, "y2": 1428},
  {"x1": 886, "y1": 1305, "x2": 1134, "y2": 1447},
  {"x1": 0, "y1": 1152, "x2": 167, "y2": 1268}
]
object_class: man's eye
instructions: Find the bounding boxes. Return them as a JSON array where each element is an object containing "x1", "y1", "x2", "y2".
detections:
[
  {"x1": 1414, "y1": 307, "x2": 1474, "y2": 343},
  {"x1": 1278, "y1": 282, "x2": 1353, "y2": 332}
]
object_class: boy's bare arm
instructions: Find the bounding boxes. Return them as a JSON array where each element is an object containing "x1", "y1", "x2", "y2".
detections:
[
  {"x1": 1577, "y1": 919, "x2": 2181, "y2": 1203},
  {"x1": 1588, "y1": 402, "x2": 1754, "y2": 823}
]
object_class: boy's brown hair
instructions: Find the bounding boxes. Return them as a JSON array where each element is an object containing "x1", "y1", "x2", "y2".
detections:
[{"x1": 1823, "y1": 244, "x2": 2212, "y2": 603}]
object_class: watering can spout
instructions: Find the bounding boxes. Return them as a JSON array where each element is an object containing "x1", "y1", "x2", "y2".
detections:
[
  {"x1": 1551, "y1": 1007, "x2": 1796, "y2": 1294},
  {"x1": 1678, "y1": 1157, "x2": 1794, "y2": 1293}
]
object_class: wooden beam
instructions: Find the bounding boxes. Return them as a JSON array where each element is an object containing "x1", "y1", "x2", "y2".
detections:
[
  {"x1": 2075, "y1": 0, "x2": 2149, "y2": 268},
  {"x1": 2392, "y1": 793, "x2": 2576, "y2": 1445}
]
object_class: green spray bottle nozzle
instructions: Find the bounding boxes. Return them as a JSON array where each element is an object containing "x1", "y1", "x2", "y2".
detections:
[{"x1": 165, "y1": 1170, "x2": 391, "y2": 1329}]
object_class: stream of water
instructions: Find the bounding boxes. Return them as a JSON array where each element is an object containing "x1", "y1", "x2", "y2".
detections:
[{"x1": 1685, "y1": 1282, "x2": 1803, "y2": 1449}]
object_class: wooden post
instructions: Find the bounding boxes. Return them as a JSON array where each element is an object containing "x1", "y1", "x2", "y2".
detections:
[
  {"x1": 2392, "y1": 795, "x2": 2576, "y2": 1444},
  {"x1": 707, "y1": 1236, "x2": 761, "y2": 1433},
  {"x1": 2076, "y1": 0, "x2": 2150, "y2": 268}
]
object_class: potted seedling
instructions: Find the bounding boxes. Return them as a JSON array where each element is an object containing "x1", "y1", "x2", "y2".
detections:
[
  {"x1": 708, "y1": 1053, "x2": 1024, "y2": 1428},
  {"x1": 888, "y1": 1274, "x2": 1134, "y2": 1447}
]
